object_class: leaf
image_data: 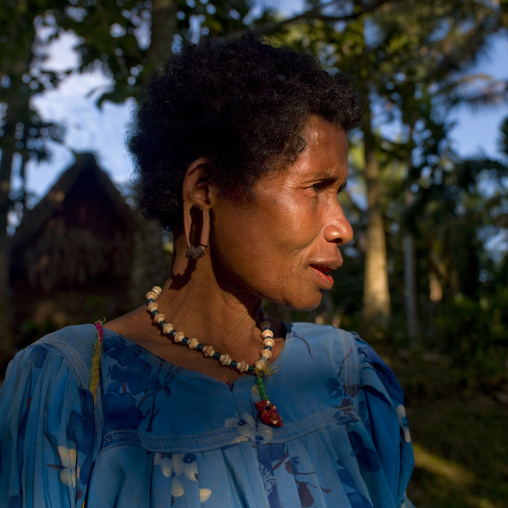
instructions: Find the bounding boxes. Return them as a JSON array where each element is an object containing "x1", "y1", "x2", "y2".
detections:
[{"x1": 298, "y1": 482, "x2": 315, "y2": 507}]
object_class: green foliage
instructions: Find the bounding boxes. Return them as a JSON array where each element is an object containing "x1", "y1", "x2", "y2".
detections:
[
  {"x1": 1, "y1": 0, "x2": 507, "y2": 353},
  {"x1": 387, "y1": 346, "x2": 508, "y2": 508},
  {"x1": 434, "y1": 294, "x2": 508, "y2": 375}
]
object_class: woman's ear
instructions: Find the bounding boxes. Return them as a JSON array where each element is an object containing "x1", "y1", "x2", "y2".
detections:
[
  {"x1": 182, "y1": 158, "x2": 212, "y2": 208},
  {"x1": 182, "y1": 158, "x2": 212, "y2": 259}
]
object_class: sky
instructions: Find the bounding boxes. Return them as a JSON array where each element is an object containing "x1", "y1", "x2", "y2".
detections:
[{"x1": 13, "y1": 7, "x2": 508, "y2": 210}]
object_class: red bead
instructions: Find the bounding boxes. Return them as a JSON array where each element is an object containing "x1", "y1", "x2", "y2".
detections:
[{"x1": 255, "y1": 400, "x2": 283, "y2": 427}]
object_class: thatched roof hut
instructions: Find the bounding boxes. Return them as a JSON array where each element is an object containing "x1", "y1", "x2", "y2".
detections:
[{"x1": 10, "y1": 153, "x2": 166, "y2": 339}]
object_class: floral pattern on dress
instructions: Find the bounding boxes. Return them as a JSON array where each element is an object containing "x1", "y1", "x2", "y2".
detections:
[
  {"x1": 154, "y1": 453, "x2": 212, "y2": 504},
  {"x1": 0, "y1": 324, "x2": 415, "y2": 507},
  {"x1": 336, "y1": 458, "x2": 373, "y2": 508},
  {"x1": 225, "y1": 413, "x2": 274, "y2": 445},
  {"x1": 12, "y1": 344, "x2": 96, "y2": 504},
  {"x1": 46, "y1": 446, "x2": 80, "y2": 487},
  {"x1": 103, "y1": 338, "x2": 180, "y2": 433}
]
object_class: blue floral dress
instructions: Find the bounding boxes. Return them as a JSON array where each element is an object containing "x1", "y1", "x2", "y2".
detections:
[{"x1": 0, "y1": 323, "x2": 414, "y2": 507}]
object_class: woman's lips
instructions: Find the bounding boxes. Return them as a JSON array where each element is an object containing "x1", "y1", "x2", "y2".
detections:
[{"x1": 310, "y1": 264, "x2": 335, "y2": 289}]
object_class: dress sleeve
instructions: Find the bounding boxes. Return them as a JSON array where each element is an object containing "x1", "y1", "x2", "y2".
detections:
[
  {"x1": 0, "y1": 343, "x2": 96, "y2": 508},
  {"x1": 355, "y1": 337, "x2": 415, "y2": 508}
]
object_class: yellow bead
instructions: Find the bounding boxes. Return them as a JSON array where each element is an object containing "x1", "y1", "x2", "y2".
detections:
[
  {"x1": 146, "y1": 291, "x2": 158, "y2": 301},
  {"x1": 203, "y1": 345, "x2": 215, "y2": 357},
  {"x1": 188, "y1": 338, "x2": 199, "y2": 350},
  {"x1": 147, "y1": 302, "x2": 158, "y2": 312},
  {"x1": 261, "y1": 329, "x2": 273, "y2": 339},
  {"x1": 237, "y1": 361, "x2": 249, "y2": 373},
  {"x1": 162, "y1": 323, "x2": 173, "y2": 334},
  {"x1": 152, "y1": 286, "x2": 162, "y2": 296},
  {"x1": 263, "y1": 338, "x2": 274, "y2": 348},
  {"x1": 220, "y1": 354, "x2": 232, "y2": 366},
  {"x1": 173, "y1": 331, "x2": 185, "y2": 343}
]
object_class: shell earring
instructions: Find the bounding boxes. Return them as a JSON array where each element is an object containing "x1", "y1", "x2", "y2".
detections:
[
  {"x1": 184, "y1": 202, "x2": 210, "y2": 260},
  {"x1": 186, "y1": 244, "x2": 206, "y2": 260}
]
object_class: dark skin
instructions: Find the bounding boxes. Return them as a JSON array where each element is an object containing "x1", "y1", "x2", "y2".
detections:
[{"x1": 105, "y1": 116, "x2": 353, "y2": 385}]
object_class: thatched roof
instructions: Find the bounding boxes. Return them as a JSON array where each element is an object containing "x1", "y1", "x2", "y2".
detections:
[
  {"x1": 11, "y1": 153, "x2": 138, "y2": 291},
  {"x1": 14, "y1": 153, "x2": 134, "y2": 245}
]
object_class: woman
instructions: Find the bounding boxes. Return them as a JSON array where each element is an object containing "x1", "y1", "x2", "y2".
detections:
[{"x1": 0, "y1": 35, "x2": 414, "y2": 507}]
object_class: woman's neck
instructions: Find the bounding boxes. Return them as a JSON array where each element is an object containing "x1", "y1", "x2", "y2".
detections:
[
  {"x1": 157, "y1": 248, "x2": 266, "y2": 358},
  {"x1": 107, "y1": 234, "x2": 285, "y2": 369}
]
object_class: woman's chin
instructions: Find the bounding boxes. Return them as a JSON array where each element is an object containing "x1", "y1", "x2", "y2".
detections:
[
  {"x1": 272, "y1": 293, "x2": 323, "y2": 313},
  {"x1": 294, "y1": 300, "x2": 322, "y2": 312}
]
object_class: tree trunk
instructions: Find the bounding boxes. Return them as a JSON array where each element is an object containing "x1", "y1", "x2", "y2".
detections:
[
  {"x1": 403, "y1": 120, "x2": 420, "y2": 348},
  {"x1": 360, "y1": 90, "x2": 391, "y2": 338},
  {"x1": 403, "y1": 231, "x2": 420, "y2": 347},
  {"x1": 0, "y1": 149, "x2": 13, "y2": 357},
  {"x1": 146, "y1": 0, "x2": 178, "y2": 77}
]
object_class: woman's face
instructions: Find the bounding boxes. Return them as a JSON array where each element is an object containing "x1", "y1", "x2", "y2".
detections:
[{"x1": 209, "y1": 115, "x2": 353, "y2": 310}]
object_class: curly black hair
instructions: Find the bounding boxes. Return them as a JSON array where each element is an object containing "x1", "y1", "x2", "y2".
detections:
[{"x1": 128, "y1": 34, "x2": 361, "y2": 229}]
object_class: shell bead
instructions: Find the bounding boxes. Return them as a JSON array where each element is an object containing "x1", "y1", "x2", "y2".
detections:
[
  {"x1": 220, "y1": 354, "x2": 232, "y2": 366},
  {"x1": 188, "y1": 338, "x2": 199, "y2": 350},
  {"x1": 154, "y1": 313, "x2": 165, "y2": 324},
  {"x1": 145, "y1": 290, "x2": 282, "y2": 427},
  {"x1": 263, "y1": 338, "x2": 275, "y2": 348},
  {"x1": 255, "y1": 359, "x2": 267, "y2": 370},
  {"x1": 173, "y1": 331, "x2": 185, "y2": 343},
  {"x1": 203, "y1": 346, "x2": 215, "y2": 358},
  {"x1": 163, "y1": 323, "x2": 174, "y2": 334},
  {"x1": 261, "y1": 349, "x2": 272, "y2": 360},
  {"x1": 237, "y1": 361, "x2": 249, "y2": 373},
  {"x1": 147, "y1": 302, "x2": 158, "y2": 312},
  {"x1": 146, "y1": 291, "x2": 158, "y2": 301}
]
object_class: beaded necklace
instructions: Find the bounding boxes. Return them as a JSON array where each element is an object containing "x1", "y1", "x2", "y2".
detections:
[{"x1": 146, "y1": 285, "x2": 283, "y2": 427}]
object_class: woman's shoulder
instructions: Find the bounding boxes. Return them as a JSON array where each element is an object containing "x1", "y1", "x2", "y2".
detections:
[
  {"x1": 0, "y1": 325, "x2": 99, "y2": 506},
  {"x1": 36, "y1": 323, "x2": 98, "y2": 348},
  {"x1": 287, "y1": 321, "x2": 359, "y2": 344},
  {"x1": 287, "y1": 321, "x2": 363, "y2": 364},
  {"x1": 286, "y1": 322, "x2": 407, "y2": 409},
  {"x1": 1, "y1": 324, "x2": 103, "y2": 396},
  {"x1": 288, "y1": 322, "x2": 387, "y2": 365}
]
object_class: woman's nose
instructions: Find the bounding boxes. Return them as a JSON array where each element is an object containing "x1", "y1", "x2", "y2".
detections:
[{"x1": 323, "y1": 207, "x2": 353, "y2": 245}]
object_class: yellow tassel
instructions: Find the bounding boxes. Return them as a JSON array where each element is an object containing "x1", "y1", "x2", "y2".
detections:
[{"x1": 254, "y1": 364, "x2": 279, "y2": 378}]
